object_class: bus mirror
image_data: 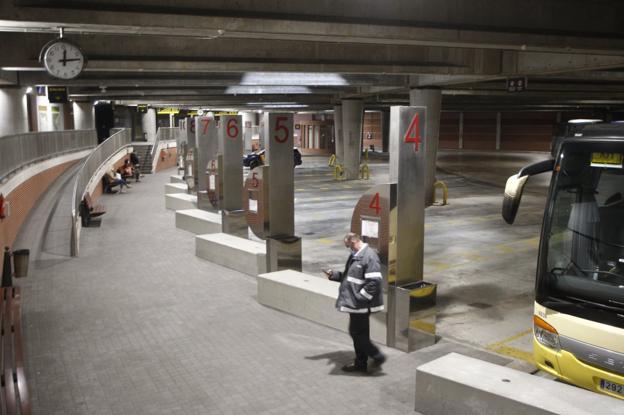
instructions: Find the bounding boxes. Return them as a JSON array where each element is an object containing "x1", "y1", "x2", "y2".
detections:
[{"x1": 502, "y1": 174, "x2": 529, "y2": 224}]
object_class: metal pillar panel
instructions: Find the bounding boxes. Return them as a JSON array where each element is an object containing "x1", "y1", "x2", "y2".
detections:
[
  {"x1": 264, "y1": 113, "x2": 295, "y2": 237},
  {"x1": 218, "y1": 115, "x2": 243, "y2": 212},
  {"x1": 243, "y1": 166, "x2": 269, "y2": 239},
  {"x1": 186, "y1": 116, "x2": 197, "y2": 149},
  {"x1": 195, "y1": 115, "x2": 218, "y2": 195},
  {"x1": 409, "y1": 88, "x2": 441, "y2": 207},
  {"x1": 205, "y1": 157, "x2": 222, "y2": 210},
  {"x1": 242, "y1": 112, "x2": 255, "y2": 152},
  {"x1": 333, "y1": 105, "x2": 343, "y2": 163},
  {"x1": 342, "y1": 100, "x2": 363, "y2": 180},
  {"x1": 381, "y1": 109, "x2": 390, "y2": 153},
  {"x1": 389, "y1": 106, "x2": 426, "y2": 285}
]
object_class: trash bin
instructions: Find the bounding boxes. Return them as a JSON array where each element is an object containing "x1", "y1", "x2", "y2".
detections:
[{"x1": 12, "y1": 249, "x2": 29, "y2": 278}]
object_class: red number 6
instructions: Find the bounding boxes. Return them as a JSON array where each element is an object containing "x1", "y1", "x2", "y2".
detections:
[
  {"x1": 227, "y1": 118, "x2": 239, "y2": 138},
  {"x1": 274, "y1": 116, "x2": 289, "y2": 143}
]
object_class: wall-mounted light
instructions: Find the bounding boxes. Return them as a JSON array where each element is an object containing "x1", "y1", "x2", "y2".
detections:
[{"x1": 25, "y1": 87, "x2": 33, "y2": 94}]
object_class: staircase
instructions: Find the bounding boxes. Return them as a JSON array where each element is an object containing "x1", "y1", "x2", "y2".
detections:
[{"x1": 132, "y1": 144, "x2": 154, "y2": 175}]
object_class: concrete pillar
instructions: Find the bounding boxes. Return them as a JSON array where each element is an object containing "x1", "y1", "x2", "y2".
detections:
[
  {"x1": 496, "y1": 112, "x2": 502, "y2": 150},
  {"x1": 333, "y1": 104, "x2": 343, "y2": 163},
  {"x1": 381, "y1": 108, "x2": 390, "y2": 152},
  {"x1": 141, "y1": 108, "x2": 157, "y2": 142},
  {"x1": 0, "y1": 88, "x2": 28, "y2": 137},
  {"x1": 242, "y1": 111, "x2": 255, "y2": 152},
  {"x1": 409, "y1": 88, "x2": 441, "y2": 206},
  {"x1": 341, "y1": 99, "x2": 363, "y2": 180},
  {"x1": 72, "y1": 102, "x2": 94, "y2": 130}
]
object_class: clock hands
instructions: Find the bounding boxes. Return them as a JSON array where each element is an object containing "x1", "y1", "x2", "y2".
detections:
[{"x1": 58, "y1": 49, "x2": 82, "y2": 66}]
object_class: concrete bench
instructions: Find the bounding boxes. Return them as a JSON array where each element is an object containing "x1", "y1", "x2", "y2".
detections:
[
  {"x1": 196, "y1": 233, "x2": 266, "y2": 275},
  {"x1": 414, "y1": 352, "x2": 622, "y2": 415},
  {"x1": 165, "y1": 193, "x2": 197, "y2": 210},
  {"x1": 176, "y1": 209, "x2": 221, "y2": 234},
  {"x1": 170, "y1": 175, "x2": 185, "y2": 184},
  {"x1": 165, "y1": 182, "x2": 188, "y2": 194},
  {"x1": 257, "y1": 270, "x2": 387, "y2": 344}
]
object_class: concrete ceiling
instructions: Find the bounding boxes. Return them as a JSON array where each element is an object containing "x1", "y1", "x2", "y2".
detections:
[{"x1": 2, "y1": 0, "x2": 624, "y2": 111}]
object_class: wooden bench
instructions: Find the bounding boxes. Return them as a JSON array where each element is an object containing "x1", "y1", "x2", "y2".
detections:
[
  {"x1": 0, "y1": 287, "x2": 30, "y2": 415},
  {"x1": 80, "y1": 193, "x2": 106, "y2": 227}
]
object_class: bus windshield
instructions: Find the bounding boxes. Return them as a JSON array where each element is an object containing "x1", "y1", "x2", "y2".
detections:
[{"x1": 538, "y1": 142, "x2": 624, "y2": 323}]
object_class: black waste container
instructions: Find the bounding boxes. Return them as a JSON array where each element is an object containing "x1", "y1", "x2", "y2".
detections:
[{"x1": 12, "y1": 249, "x2": 29, "y2": 278}]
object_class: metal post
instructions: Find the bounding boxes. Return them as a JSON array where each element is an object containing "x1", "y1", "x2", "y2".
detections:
[
  {"x1": 196, "y1": 115, "x2": 219, "y2": 210},
  {"x1": 263, "y1": 113, "x2": 301, "y2": 271},
  {"x1": 2, "y1": 247, "x2": 12, "y2": 288},
  {"x1": 387, "y1": 106, "x2": 437, "y2": 352},
  {"x1": 219, "y1": 115, "x2": 247, "y2": 237}
]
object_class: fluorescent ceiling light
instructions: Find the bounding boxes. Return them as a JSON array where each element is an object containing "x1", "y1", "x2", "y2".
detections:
[
  {"x1": 240, "y1": 72, "x2": 348, "y2": 86},
  {"x1": 225, "y1": 86, "x2": 312, "y2": 94},
  {"x1": 568, "y1": 119, "x2": 602, "y2": 124},
  {"x1": 2, "y1": 67, "x2": 44, "y2": 71}
]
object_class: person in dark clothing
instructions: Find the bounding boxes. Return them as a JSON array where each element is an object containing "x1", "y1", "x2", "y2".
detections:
[
  {"x1": 129, "y1": 152, "x2": 141, "y2": 182},
  {"x1": 324, "y1": 233, "x2": 386, "y2": 373}
]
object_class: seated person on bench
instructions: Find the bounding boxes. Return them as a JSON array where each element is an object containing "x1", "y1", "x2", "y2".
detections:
[
  {"x1": 104, "y1": 168, "x2": 131, "y2": 193},
  {"x1": 119, "y1": 160, "x2": 137, "y2": 182}
]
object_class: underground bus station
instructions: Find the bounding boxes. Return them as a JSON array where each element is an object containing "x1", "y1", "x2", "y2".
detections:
[{"x1": 0, "y1": 1, "x2": 623, "y2": 414}]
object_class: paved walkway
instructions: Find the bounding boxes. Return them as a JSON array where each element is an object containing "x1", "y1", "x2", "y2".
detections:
[{"x1": 20, "y1": 162, "x2": 518, "y2": 414}]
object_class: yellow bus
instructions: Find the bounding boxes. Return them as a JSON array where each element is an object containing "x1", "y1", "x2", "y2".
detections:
[{"x1": 503, "y1": 122, "x2": 624, "y2": 400}]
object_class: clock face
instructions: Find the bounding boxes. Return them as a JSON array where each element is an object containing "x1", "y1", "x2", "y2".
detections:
[{"x1": 43, "y1": 41, "x2": 86, "y2": 80}]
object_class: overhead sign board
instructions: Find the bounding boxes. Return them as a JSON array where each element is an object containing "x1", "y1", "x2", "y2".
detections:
[{"x1": 47, "y1": 86, "x2": 68, "y2": 103}]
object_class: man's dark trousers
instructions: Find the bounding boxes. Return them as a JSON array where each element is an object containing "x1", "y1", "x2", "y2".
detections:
[{"x1": 349, "y1": 312, "x2": 381, "y2": 367}]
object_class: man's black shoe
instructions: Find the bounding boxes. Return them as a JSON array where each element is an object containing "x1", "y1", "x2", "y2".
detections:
[
  {"x1": 371, "y1": 354, "x2": 386, "y2": 367},
  {"x1": 341, "y1": 363, "x2": 367, "y2": 373}
]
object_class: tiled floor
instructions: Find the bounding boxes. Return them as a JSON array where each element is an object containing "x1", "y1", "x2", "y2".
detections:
[{"x1": 18, "y1": 151, "x2": 548, "y2": 414}]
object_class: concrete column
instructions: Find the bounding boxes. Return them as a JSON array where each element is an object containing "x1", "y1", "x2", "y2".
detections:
[
  {"x1": 381, "y1": 108, "x2": 390, "y2": 152},
  {"x1": 72, "y1": 102, "x2": 94, "y2": 130},
  {"x1": 496, "y1": 112, "x2": 502, "y2": 150},
  {"x1": 242, "y1": 111, "x2": 255, "y2": 152},
  {"x1": 0, "y1": 88, "x2": 28, "y2": 137},
  {"x1": 141, "y1": 108, "x2": 157, "y2": 142},
  {"x1": 333, "y1": 104, "x2": 343, "y2": 163},
  {"x1": 459, "y1": 112, "x2": 464, "y2": 150},
  {"x1": 409, "y1": 88, "x2": 441, "y2": 206},
  {"x1": 341, "y1": 99, "x2": 363, "y2": 180}
]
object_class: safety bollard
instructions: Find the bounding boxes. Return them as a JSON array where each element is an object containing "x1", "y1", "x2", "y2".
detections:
[
  {"x1": 328, "y1": 154, "x2": 336, "y2": 167},
  {"x1": 359, "y1": 163, "x2": 370, "y2": 180},
  {"x1": 433, "y1": 181, "x2": 449, "y2": 206},
  {"x1": 333, "y1": 164, "x2": 344, "y2": 180}
]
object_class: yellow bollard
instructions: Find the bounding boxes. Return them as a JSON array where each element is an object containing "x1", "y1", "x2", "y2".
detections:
[
  {"x1": 433, "y1": 180, "x2": 448, "y2": 206},
  {"x1": 334, "y1": 164, "x2": 344, "y2": 180},
  {"x1": 328, "y1": 154, "x2": 336, "y2": 167},
  {"x1": 359, "y1": 163, "x2": 370, "y2": 180}
]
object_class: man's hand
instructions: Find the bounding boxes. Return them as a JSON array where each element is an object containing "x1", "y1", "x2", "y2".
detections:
[{"x1": 322, "y1": 269, "x2": 332, "y2": 279}]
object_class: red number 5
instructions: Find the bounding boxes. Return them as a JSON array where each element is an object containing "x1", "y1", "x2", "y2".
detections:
[
  {"x1": 227, "y1": 118, "x2": 239, "y2": 138},
  {"x1": 274, "y1": 116, "x2": 289, "y2": 143}
]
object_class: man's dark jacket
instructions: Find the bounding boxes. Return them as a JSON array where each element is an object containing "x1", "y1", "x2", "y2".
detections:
[{"x1": 329, "y1": 244, "x2": 384, "y2": 313}]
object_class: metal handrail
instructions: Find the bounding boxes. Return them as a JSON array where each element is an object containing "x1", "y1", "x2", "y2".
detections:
[
  {"x1": 0, "y1": 130, "x2": 97, "y2": 183},
  {"x1": 70, "y1": 128, "x2": 132, "y2": 256}
]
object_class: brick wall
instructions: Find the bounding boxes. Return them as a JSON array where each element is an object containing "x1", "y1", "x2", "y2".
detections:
[
  {"x1": 363, "y1": 112, "x2": 383, "y2": 151},
  {"x1": 439, "y1": 112, "x2": 460, "y2": 149},
  {"x1": 156, "y1": 147, "x2": 178, "y2": 172},
  {"x1": 0, "y1": 160, "x2": 78, "y2": 250}
]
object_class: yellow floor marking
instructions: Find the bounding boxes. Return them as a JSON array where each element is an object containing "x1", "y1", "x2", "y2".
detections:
[
  {"x1": 495, "y1": 244, "x2": 515, "y2": 254},
  {"x1": 319, "y1": 187, "x2": 330, "y2": 190},
  {"x1": 316, "y1": 238, "x2": 334, "y2": 245},
  {"x1": 486, "y1": 329, "x2": 534, "y2": 364},
  {"x1": 342, "y1": 185, "x2": 353, "y2": 189},
  {"x1": 296, "y1": 188, "x2": 306, "y2": 191}
]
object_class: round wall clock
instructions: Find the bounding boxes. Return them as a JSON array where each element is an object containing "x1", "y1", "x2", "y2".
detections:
[{"x1": 40, "y1": 39, "x2": 87, "y2": 80}]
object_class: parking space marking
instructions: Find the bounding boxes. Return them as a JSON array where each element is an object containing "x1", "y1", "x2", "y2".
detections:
[{"x1": 486, "y1": 329, "x2": 534, "y2": 364}]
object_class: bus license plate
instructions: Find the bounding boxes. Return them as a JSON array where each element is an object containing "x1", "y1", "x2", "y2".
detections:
[{"x1": 600, "y1": 379, "x2": 624, "y2": 396}]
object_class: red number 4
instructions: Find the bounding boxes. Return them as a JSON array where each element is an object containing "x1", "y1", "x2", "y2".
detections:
[
  {"x1": 404, "y1": 113, "x2": 421, "y2": 152},
  {"x1": 369, "y1": 192, "x2": 381, "y2": 215}
]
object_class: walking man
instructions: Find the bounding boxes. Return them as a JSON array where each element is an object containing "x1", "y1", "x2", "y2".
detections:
[{"x1": 324, "y1": 233, "x2": 386, "y2": 373}]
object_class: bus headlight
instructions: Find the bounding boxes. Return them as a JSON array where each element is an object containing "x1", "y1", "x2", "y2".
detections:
[{"x1": 533, "y1": 315, "x2": 560, "y2": 351}]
